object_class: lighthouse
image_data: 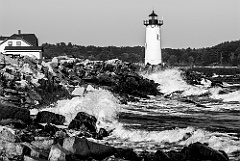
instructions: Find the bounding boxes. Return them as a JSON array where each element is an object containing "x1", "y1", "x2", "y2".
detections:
[{"x1": 144, "y1": 11, "x2": 163, "y2": 65}]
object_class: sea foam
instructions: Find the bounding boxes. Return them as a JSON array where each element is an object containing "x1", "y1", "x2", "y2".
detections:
[
  {"x1": 143, "y1": 68, "x2": 209, "y2": 96},
  {"x1": 40, "y1": 88, "x2": 120, "y2": 131}
]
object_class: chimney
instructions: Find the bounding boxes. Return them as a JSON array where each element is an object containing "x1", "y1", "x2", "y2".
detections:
[{"x1": 18, "y1": 30, "x2": 21, "y2": 35}]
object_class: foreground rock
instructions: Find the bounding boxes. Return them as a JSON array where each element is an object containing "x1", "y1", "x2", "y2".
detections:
[
  {"x1": 182, "y1": 142, "x2": 229, "y2": 161},
  {"x1": 0, "y1": 105, "x2": 30, "y2": 124},
  {"x1": 36, "y1": 111, "x2": 65, "y2": 125},
  {"x1": 68, "y1": 112, "x2": 97, "y2": 133}
]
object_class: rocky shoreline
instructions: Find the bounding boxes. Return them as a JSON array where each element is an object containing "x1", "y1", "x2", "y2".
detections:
[{"x1": 0, "y1": 54, "x2": 231, "y2": 161}]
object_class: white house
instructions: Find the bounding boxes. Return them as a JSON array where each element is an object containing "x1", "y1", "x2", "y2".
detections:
[{"x1": 0, "y1": 30, "x2": 43, "y2": 59}]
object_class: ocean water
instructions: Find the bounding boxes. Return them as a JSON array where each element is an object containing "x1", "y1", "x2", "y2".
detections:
[{"x1": 39, "y1": 68, "x2": 240, "y2": 160}]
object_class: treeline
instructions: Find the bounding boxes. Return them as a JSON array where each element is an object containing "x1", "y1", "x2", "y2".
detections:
[
  {"x1": 42, "y1": 39, "x2": 240, "y2": 66},
  {"x1": 42, "y1": 43, "x2": 144, "y2": 63}
]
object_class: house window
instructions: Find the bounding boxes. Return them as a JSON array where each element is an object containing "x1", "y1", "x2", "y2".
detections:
[
  {"x1": 16, "y1": 41, "x2": 21, "y2": 46},
  {"x1": 8, "y1": 41, "x2": 13, "y2": 46}
]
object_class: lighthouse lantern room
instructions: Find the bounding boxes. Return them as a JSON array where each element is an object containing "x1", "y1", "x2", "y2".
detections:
[{"x1": 144, "y1": 11, "x2": 163, "y2": 65}]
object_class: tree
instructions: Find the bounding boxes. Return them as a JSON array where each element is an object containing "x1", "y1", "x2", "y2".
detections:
[
  {"x1": 169, "y1": 55, "x2": 177, "y2": 66},
  {"x1": 188, "y1": 56, "x2": 194, "y2": 68}
]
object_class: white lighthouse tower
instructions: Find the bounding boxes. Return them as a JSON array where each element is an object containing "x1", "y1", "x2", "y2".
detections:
[{"x1": 144, "y1": 11, "x2": 163, "y2": 65}]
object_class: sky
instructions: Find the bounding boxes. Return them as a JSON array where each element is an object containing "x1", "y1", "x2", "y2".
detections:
[{"x1": 0, "y1": 0, "x2": 239, "y2": 48}]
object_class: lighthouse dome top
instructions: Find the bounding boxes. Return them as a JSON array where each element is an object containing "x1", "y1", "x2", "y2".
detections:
[
  {"x1": 149, "y1": 10, "x2": 158, "y2": 17},
  {"x1": 144, "y1": 10, "x2": 163, "y2": 26}
]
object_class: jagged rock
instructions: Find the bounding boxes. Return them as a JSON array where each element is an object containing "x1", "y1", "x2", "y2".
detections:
[
  {"x1": 36, "y1": 111, "x2": 65, "y2": 125},
  {"x1": 0, "y1": 126, "x2": 18, "y2": 142},
  {"x1": 31, "y1": 139, "x2": 54, "y2": 151},
  {"x1": 182, "y1": 142, "x2": 229, "y2": 161},
  {"x1": 68, "y1": 112, "x2": 97, "y2": 133},
  {"x1": 96, "y1": 128, "x2": 109, "y2": 140},
  {"x1": 24, "y1": 155, "x2": 48, "y2": 161},
  {"x1": 71, "y1": 87, "x2": 85, "y2": 97},
  {"x1": 115, "y1": 148, "x2": 140, "y2": 161},
  {"x1": 28, "y1": 89, "x2": 42, "y2": 101},
  {"x1": 167, "y1": 150, "x2": 185, "y2": 161},
  {"x1": 0, "y1": 140, "x2": 26, "y2": 159},
  {"x1": 21, "y1": 142, "x2": 41, "y2": 158},
  {"x1": 48, "y1": 144, "x2": 68, "y2": 161},
  {"x1": 0, "y1": 105, "x2": 31, "y2": 124},
  {"x1": 41, "y1": 123, "x2": 59, "y2": 136},
  {"x1": 153, "y1": 150, "x2": 172, "y2": 161},
  {"x1": 62, "y1": 137, "x2": 116, "y2": 160},
  {"x1": 0, "y1": 119, "x2": 27, "y2": 129}
]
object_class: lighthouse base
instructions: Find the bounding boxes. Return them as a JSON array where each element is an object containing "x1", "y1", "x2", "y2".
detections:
[{"x1": 145, "y1": 59, "x2": 162, "y2": 65}]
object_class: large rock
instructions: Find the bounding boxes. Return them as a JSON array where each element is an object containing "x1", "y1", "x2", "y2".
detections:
[
  {"x1": 153, "y1": 150, "x2": 172, "y2": 161},
  {"x1": 48, "y1": 144, "x2": 68, "y2": 161},
  {"x1": 0, "y1": 139, "x2": 26, "y2": 160},
  {"x1": 0, "y1": 126, "x2": 18, "y2": 142},
  {"x1": 68, "y1": 112, "x2": 97, "y2": 133},
  {"x1": 0, "y1": 105, "x2": 31, "y2": 124},
  {"x1": 71, "y1": 87, "x2": 85, "y2": 97},
  {"x1": 63, "y1": 137, "x2": 116, "y2": 160},
  {"x1": 115, "y1": 148, "x2": 140, "y2": 161},
  {"x1": 183, "y1": 142, "x2": 229, "y2": 161},
  {"x1": 36, "y1": 111, "x2": 65, "y2": 125}
]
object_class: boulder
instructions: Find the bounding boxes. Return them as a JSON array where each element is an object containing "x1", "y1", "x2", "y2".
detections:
[
  {"x1": 71, "y1": 87, "x2": 85, "y2": 97},
  {"x1": 0, "y1": 140, "x2": 26, "y2": 159},
  {"x1": 36, "y1": 111, "x2": 65, "y2": 125},
  {"x1": 68, "y1": 112, "x2": 97, "y2": 133},
  {"x1": 115, "y1": 148, "x2": 140, "y2": 161},
  {"x1": 41, "y1": 123, "x2": 59, "y2": 136},
  {"x1": 183, "y1": 142, "x2": 229, "y2": 161},
  {"x1": 0, "y1": 119, "x2": 27, "y2": 129},
  {"x1": 96, "y1": 128, "x2": 109, "y2": 140},
  {"x1": 31, "y1": 139, "x2": 54, "y2": 151},
  {"x1": 28, "y1": 89, "x2": 42, "y2": 101},
  {"x1": 0, "y1": 126, "x2": 18, "y2": 142},
  {"x1": 48, "y1": 144, "x2": 68, "y2": 161},
  {"x1": 63, "y1": 137, "x2": 116, "y2": 160},
  {"x1": 24, "y1": 155, "x2": 48, "y2": 161},
  {"x1": 153, "y1": 150, "x2": 172, "y2": 161},
  {"x1": 0, "y1": 105, "x2": 31, "y2": 124},
  {"x1": 167, "y1": 150, "x2": 185, "y2": 161}
]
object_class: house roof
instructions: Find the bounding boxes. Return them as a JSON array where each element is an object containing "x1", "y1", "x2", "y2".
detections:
[
  {"x1": 0, "y1": 36, "x2": 9, "y2": 41},
  {"x1": 4, "y1": 46, "x2": 43, "y2": 51},
  {"x1": 10, "y1": 34, "x2": 38, "y2": 46}
]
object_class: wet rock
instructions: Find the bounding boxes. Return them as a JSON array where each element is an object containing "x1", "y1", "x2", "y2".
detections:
[
  {"x1": 115, "y1": 148, "x2": 140, "y2": 161},
  {"x1": 68, "y1": 112, "x2": 97, "y2": 133},
  {"x1": 139, "y1": 150, "x2": 155, "y2": 161},
  {"x1": 36, "y1": 111, "x2": 65, "y2": 125},
  {"x1": 0, "y1": 119, "x2": 27, "y2": 129},
  {"x1": 0, "y1": 105, "x2": 31, "y2": 124},
  {"x1": 42, "y1": 123, "x2": 59, "y2": 136},
  {"x1": 63, "y1": 137, "x2": 116, "y2": 160},
  {"x1": 153, "y1": 150, "x2": 172, "y2": 161},
  {"x1": 96, "y1": 128, "x2": 109, "y2": 140},
  {"x1": 167, "y1": 150, "x2": 185, "y2": 161},
  {"x1": 211, "y1": 80, "x2": 223, "y2": 87},
  {"x1": 183, "y1": 142, "x2": 229, "y2": 161}
]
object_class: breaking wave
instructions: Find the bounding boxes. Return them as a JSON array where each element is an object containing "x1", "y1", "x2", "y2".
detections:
[
  {"x1": 40, "y1": 88, "x2": 120, "y2": 131},
  {"x1": 143, "y1": 68, "x2": 209, "y2": 96}
]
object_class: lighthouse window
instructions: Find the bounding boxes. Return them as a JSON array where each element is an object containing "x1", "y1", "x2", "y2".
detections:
[{"x1": 157, "y1": 34, "x2": 160, "y2": 40}]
